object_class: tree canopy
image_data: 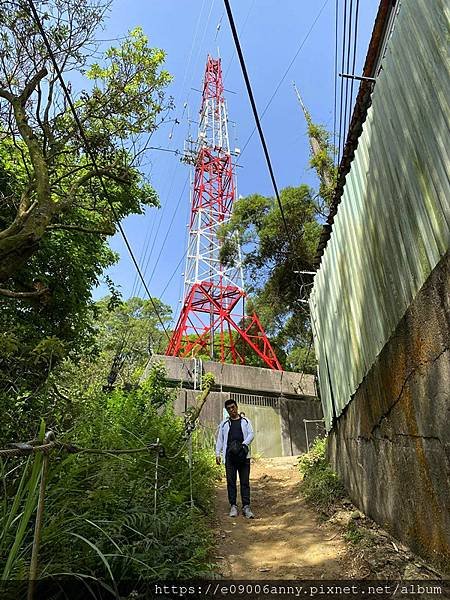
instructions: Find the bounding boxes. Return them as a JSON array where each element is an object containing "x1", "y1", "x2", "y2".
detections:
[
  {"x1": 219, "y1": 185, "x2": 320, "y2": 371},
  {"x1": 0, "y1": 0, "x2": 173, "y2": 411},
  {"x1": 0, "y1": 1, "x2": 171, "y2": 288}
]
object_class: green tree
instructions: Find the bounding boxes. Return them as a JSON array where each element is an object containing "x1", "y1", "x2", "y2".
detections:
[
  {"x1": 0, "y1": 6, "x2": 171, "y2": 355},
  {"x1": 0, "y1": 0, "x2": 172, "y2": 437},
  {"x1": 88, "y1": 295, "x2": 173, "y2": 386},
  {"x1": 0, "y1": 295, "x2": 172, "y2": 442},
  {"x1": 0, "y1": 1, "x2": 171, "y2": 286},
  {"x1": 219, "y1": 185, "x2": 320, "y2": 370}
]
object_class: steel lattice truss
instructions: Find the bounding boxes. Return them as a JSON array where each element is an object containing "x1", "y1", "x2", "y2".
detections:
[{"x1": 166, "y1": 56, "x2": 281, "y2": 370}]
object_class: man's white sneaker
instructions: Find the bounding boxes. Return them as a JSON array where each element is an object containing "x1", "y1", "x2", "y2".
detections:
[
  {"x1": 242, "y1": 505, "x2": 254, "y2": 519},
  {"x1": 229, "y1": 505, "x2": 238, "y2": 517}
]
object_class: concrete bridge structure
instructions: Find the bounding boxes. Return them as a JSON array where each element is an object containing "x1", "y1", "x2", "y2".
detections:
[{"x1": 144, "y1": 355, "x2": 324, "y2": 457}]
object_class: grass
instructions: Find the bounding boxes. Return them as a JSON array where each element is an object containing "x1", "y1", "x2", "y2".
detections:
[
  {"x1": 0, "y1": 376, "x2": 218, "y2": 586},
  {"x1": 298, "y1": 437, "x2": 345, "y2": 513},
  {"x1": 344, "y1": 521, "x2": 366, "y2": 544}
]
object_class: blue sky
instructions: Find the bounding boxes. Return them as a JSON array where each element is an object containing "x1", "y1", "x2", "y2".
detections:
[{"x1": 92, "y1": 0, "x2": 379, "y2": 324}]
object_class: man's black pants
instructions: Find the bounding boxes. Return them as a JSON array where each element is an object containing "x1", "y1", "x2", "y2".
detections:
[{"x1": 225, "y1": 456, "x2": 250, "y2": 506}]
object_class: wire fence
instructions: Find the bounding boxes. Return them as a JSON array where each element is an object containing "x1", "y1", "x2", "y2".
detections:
[
  {"x1": 0, "y1": 377, "x2": 214, "y2": 600},
  {"x1": 0, "y1": 430, "x2": 165, "y2": 600}
]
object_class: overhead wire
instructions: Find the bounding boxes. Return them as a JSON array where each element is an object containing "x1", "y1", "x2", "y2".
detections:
[
  {"x1": 25, "y1": 0, "x2": 173, "y2": 343},
  {"x1": 223, "y1": 0, "x2": 256, "y2": 81},
  {"x1": 130, "y1": 0, "x2": 211, "y2": 302},
  {"x1": 342, "y1": 0, "x2": 354, "y2": 159},
  {"x1": 333, "y1": 0, "x2": 339, "y2": 165},
  {"x1": 337, "y1": 0, "x2": 349, "y2": 161},
  {"x1": 348, "y1": 0, "x2": 360, "y2": 136},
  {"x1": 159, "y1": 249, "x2": 189, "y2": 303},
  {"x1": 237, "y1": 0, "x2": 330, "y2": 161},
  {"x1": 136, "y1": 0, "x2": 218, "y2": 304},
  {"x1": 223, "y1": 0, "x2": 309, "y2": 297},
  {"x1": 224, "y1": 1, "x2": 346, "y2": 378},
  {"x1": 146, "y1": 176, "x2": 189, "y2": 289}
]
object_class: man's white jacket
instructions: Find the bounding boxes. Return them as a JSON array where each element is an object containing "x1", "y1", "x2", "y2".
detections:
[{"x1": 215, "y1": 416, "x2": 254, "y2": 460}]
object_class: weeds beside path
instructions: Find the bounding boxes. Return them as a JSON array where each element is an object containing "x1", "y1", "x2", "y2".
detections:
[
  {"x1": 212, "y1": 456, "x2": 347, "y2": 579},
  {"x1": 211, "y1": 455, "x2": 445, "y2": 581}
]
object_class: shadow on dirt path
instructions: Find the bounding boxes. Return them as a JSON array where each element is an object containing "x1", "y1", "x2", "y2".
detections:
[{"x1": 213, "y1": 456, "x2": 347, "y2": 579}]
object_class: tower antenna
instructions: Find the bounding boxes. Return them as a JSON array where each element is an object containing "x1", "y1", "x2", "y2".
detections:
[{"x1": 167, "y1": 56, "x2": 282, "y2": 370}]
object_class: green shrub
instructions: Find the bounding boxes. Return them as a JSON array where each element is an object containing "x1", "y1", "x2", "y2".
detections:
[
  {"x1": 299, "y1": 437, "x2": 345, "y2": 512},
  {"x1": 0, "y1": 370, "x2": 218, "y2": 585}
]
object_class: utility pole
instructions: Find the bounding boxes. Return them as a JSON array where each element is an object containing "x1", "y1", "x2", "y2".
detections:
[
  {"x1": 166, "y1": 56, "x2": 281, "y2": 370},
  {"x1": 293, "y1": 82, "x2": 333, "y2": 189}
]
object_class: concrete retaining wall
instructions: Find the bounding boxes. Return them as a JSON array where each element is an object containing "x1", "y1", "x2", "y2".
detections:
[
  {"x1": 174, "y1": 388, "x2": 323, "y2": 457},
  {"x1": 144, "y1": 355, "x2": 322, "y2": 457},
  {"x1": 146, "y1": 355, "x2": 316, "y2": 398},
  {"x1": 328, "y1": 252, "x2": 450, "y2": 570}
]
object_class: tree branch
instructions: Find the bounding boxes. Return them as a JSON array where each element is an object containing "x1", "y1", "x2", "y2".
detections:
[
  {"x1": 0, "y1": 88, "x2": 15, "y2": 103},
  {"x1": 47, "y1": 223, "x2": 115, "y2": 236},
  {"x1": 0, "y1": 286, "x2": 49, "y2": 299},
  {"x1": 62, "y1": 167, "x2": 130, "y2": 210},
  {"x1": 19, "y1": 67, "x2": 48, "y2": 105},
  {"x1": 51, "y1": 382, "x2": 71, "y2": 403}
]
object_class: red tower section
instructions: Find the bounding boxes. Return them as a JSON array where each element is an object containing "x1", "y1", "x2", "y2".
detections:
[{"x1": 166, "y1": 57, "x2": 282, "y2": 370}]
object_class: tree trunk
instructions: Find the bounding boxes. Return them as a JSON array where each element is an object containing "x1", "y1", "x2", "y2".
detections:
[{"x1": 0, "y1": 207, "x2": 55, "y2": 282}]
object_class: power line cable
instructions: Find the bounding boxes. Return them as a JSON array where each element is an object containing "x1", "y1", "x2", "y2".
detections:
[
  {"x1": 26, "y1": 0, "x2": 172, "y2": 342},
  {"x1": 134, "y1": 0, "x2": 218, "y2": 304},
  {"x1": 237, "y1": 0, "x2": 330, "y2": 160},
  {"x1": 130, "y1": 0, "x2": 210, "y2": 302},
  {"x1": 223, "y1": 0, "x2": 256, "y2": 81},
  {"x1": 342, "y1": 0, "x2": 354, "y2": 157},
  {"x1": 160, "y1": 248, "x2": 189, "y2": 303},
  {"x1": 146, "y1": 176, "x2": 189, "y2": 288},
  {"x1": 333, "y1": 0, "x2": 339, "y2": 165},
  {"x1": 223, "y1": 0, "x2": 307, "y2": 294},
  {"x1": 348, "y1": 0, "x2": 360, "y2": 134},
  {"x1": 337, "y1": 0, "x2": 349, "y2": 161}
]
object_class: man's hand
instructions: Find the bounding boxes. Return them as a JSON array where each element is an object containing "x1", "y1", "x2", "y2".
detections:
[{"x1": 216, "y1": 456, "x2": 221, "y2": 465}]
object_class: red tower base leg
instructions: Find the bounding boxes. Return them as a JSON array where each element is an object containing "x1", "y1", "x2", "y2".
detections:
[{"x1": 167, "y1": 282, "x2": 282, "y2": 371}]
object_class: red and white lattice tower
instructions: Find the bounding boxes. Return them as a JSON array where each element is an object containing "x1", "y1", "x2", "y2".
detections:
[{"x1": 166, "y1": 56, "x2": 282, "y2": 370}]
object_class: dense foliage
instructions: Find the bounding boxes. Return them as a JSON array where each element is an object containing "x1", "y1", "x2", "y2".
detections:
[
  {"x1": 1, "y1": 370, "x2": 218, "y2": 586},
  {"x1": 219, "y1": 185, "x2": 321, "y2": 371},
  {"x1": 0, "y1": 0, "x2": 174, "y2": 449},
  {"x1": 0, "y1": 294, "x2": 172, "y2": 445},
  {"x1": 0, "y1": 0, "x2": 171, "y2": 284},
  {"x1": 0, "y1": 0, "x2": 172, "y2": 398}
]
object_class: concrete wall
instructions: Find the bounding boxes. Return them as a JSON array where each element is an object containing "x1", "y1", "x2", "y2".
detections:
[
  {"x1": 147, "y1": 355, "x2": 316, "y2": 398},
  {"x1": 328, "y1": 252, "x2": 450, "y2": 570},
  {"x1": 173, "y1": 388, "x2": 323, "y2": 458},
  {"x1": 144, "y1": 355, "x2": 322, "y2": 457},
  {"x1": 280, "y1": 397, "x2": 324, "y2": 456}
]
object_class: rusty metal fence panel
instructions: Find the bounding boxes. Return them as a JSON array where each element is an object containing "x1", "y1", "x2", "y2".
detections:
[{"x1": 310, "y1": 0, "x2": 450, "y2": 430}]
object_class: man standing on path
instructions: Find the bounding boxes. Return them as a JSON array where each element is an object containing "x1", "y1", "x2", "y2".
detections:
[{"x1": 215, "y1": 399, "x2": 255, "y2": 518}]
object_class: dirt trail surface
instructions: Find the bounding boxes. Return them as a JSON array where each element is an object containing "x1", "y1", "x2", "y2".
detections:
[{"x1": 213, "y1": 456, "x2": 347, "y2": 579}]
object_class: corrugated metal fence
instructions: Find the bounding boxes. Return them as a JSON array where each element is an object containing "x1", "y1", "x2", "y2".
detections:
[{"x1": 310, "y1": 0, "x2": 450, "y2": 430}]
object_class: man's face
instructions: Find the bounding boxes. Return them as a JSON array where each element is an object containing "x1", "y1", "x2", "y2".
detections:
[{"x1": 226, "y1": 402, "x2": 239, "y2": 419}]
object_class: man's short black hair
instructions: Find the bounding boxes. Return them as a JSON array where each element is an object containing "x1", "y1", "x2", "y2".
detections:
[{"x1": 224, "y1": 398, "x2": 237, "y2": 408}]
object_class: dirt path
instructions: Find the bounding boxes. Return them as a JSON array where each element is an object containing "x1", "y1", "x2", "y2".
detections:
[{"x1": 213, "y1": 456, "x2": 347, "y2": 579}]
